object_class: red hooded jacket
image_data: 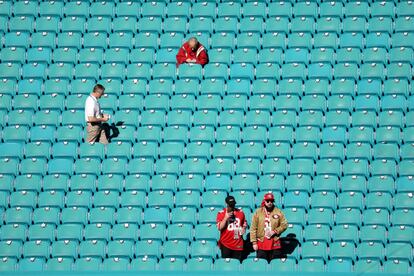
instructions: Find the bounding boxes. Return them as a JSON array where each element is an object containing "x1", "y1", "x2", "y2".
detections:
[{"x1": 176, "y1": 42, "x2": 208, "y2": 67}]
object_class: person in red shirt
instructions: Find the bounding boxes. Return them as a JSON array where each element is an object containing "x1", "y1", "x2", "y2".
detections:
[
  {"x1": 250, "y1": 193, "x2": 288, "y2": 263},
  {"x1": 216, "y1": 196, "x2": 247, "y2": 261},
  {"x1": 176, "y1": 37, "x2": 209, "y2": 67}
]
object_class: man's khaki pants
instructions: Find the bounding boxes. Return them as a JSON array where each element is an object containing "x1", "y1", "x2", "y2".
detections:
[{"x1": 86, "y1": 123, "x2": 109, "y2": 144}]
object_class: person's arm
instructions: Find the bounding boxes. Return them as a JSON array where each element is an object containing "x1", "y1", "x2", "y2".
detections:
[
  {"x1": 217, "y1": 210, "x2": 232, "y2": 231},
  {"x1": 197, "y1": 49, "x2": 208, "y2": 66},
  {"x1": 250, "y1": 211, "x2": 258, "y2": 244},
  {"x1": 176, "y1": 47, "x2": 187, "y2": 66},
  {"x1": 240, "y1": 212, "x2": 248, "y2": 235},
  {"x1": 87, "y1": 115, "x2": 109, "y2": 123},
  {"x1": 273, "y1": 211, "x2": 288, "y2": 236}
]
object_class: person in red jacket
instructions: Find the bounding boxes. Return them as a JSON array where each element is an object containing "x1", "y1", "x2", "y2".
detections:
[
  {"x1": 176, "y1": 37, "x2": 208, "y2": 67},
  {"x1": 216, "y1": 196, "x2": 247, "y2": 261}
]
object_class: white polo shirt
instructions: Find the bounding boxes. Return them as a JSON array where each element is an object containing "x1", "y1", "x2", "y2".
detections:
[{"x1": 84, "y1": 95, "x2": 101, "y2": 122}]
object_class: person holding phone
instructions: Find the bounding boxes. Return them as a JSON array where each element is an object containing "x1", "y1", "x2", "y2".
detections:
[
  {"x1": 84, "y1": 84, "x2": 111, "y2": 144},
  {"x1": 216, "y1": 196, "x2": 247, "y2": 261}
]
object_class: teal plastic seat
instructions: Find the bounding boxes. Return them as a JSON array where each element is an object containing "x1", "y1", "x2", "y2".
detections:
[
  {"x1": 208, "y1": 157, "x2": 234, "y2": 175},
  {"x1": 116, "y1": 1, "x2": 140, "y2": 17},
  {"x1": 38, "y1": 191, "x2": 64, "y2": 208},
  {"x1": 363, "y1": 208, "x2": 390, "y2": 226},
  {"x1": 66, "y1": 190, "x2": 92, "y2": 209},
  {"x1": 204, "y1": 63, "x2": 229, "y2": 80},
  {"x1": 124, "y1": 173, "x2": 149, "y2": 191},
  {"x1": 119, "y1": 190, "x2": 146, "y2": 208},
  {"x1": 63, "y1": 1, "x2": 88, "y2": 16},
  {"x1": 0, "y1": 1, "x2": 12, "y2": 16},
  {"x1": 163, "y1": 17, "x2": 187, "y2": 33},
  {"x1": 140, "y1": 223, "x2": 167, "y2": 241},
  {"x1": 384, "y1": 259, "x2": 411, "y2": 274},
  {"x1": 103, "y1": 257, "x2": 130, "y2": 271},
  {"x1": 61, "y1": 16, "x2": 86, "y2": 33},
  {"x1": 56, "y1": 32, "x2": 81, "y2": 48},
  {"x1": 116, "y1": 207, "x2": 143, "y2": 225},
  {"x1": 190, "y1": 240, "x2": 217, "y2": 259},
  {"x1": 135, "y1": 240, "x2": 161, "y2": 259},
  {"x1": 74, "y1": 63, "x2": 100, "y2": 79},
  {"x1": 4, "y1": 32, "x2": 30, "y2": 49},
  {"x1": 335, "y1": 208, "x2": 362, "y2": 226},
  {"x1": 73, "y1": 257, "x2": 102, "y2": 271},
  {"x1": 138, "y1": 17, "x2": 163, "y2": 33},
  {"x1": 107, "y1": 240, "x2": 134, "y2": 258},
  {"x1": 130, "y1": 257, "x2": 157, "y2": 271},
  {"x1": 135, "y1": 32, "x2": 158, "y2": 49},
  {"x1": 23, "y1": 240, "x2": 50, "y2": 258},
  {"x1": 0, "y1": 240, "x2": 22, "y2": 258},
  {"x1": 51, "y1": 240, "x2": 78, "y2": 258},
  {"x1": 4, "y1": 257, "x2": 22, "y2": 272},
  {"x1": 129, "y1": 51, "x2": 154, "y2": 67},
  {"x1": 158, "y1": 33, "x2": 182, "y2": 49},
  {"x1": 45, "y1": 258, "x2": 74, "y2": 271},
  {"x1": 126, "y1": 63, "x2": 151, "y2": 80},
  {"x1": 18, "y1": 257, "x2": 46, "y2": 271},
  {"x1": 2, "y1": 125, "x2": 30, "y2": 143},
  {"x1": 111, "y1": 223, "x2": 139, "y2": 241},
  {"x1": 32, "y1": 207, "x2": 60, "y2": 225},
  {"x1": 304, "y1": 224, "x2": 331, "y2": 242},
  {"x1": 357, "y1": 242, "x2": 385, "y2": 260},
  {"x1": 56, "y1": 224, "x2": 83, "y2": 241},
  {"x1": 329, "y1": 241, "x2": 356, "y2": 260},
  {"x1": 391, "y1": 209, "x2": 414, "y2": 227},
  {"x1": 360, "y1": 225, "x2": 387, "y2": 244},
  {"x1": 108, "y1": 32, "x2": 133, "y2": 50},
  {"x1": 332, "y1": 224, "x2": 359, "y2": 243},
  {"x1": 90, "y1": 1, "x2": 114, "y2": 17},
  {"x1": 0, "y1": 157, "x2": 19, "y2": 175},
  {"x1": 0, "y1": 224, "x2": 27, "y2": 241},
  {"x1": 10, "y1": 190, "x2": 37, "y2": 208}
]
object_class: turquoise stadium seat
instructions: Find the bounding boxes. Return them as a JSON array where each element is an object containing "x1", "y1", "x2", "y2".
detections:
[{"x1": 0, "y1": 2, "x2": 413, "y2": 273}]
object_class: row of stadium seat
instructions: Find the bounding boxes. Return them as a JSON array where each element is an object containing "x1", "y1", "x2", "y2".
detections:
[
  {"x1": 1, "y1": 171, "x2": 412, "y2": 193},
  {"x1": 2, "y1": 79, "x2": 414, "y2": 97},
  {"x1": 3, "y1": 15, "x2": 414, "y2": 34},
  {"x1": 0, "y1": 188, "x2": 413, "y2": 210},
  {"x1": 0, "y1": 238, "x2": 412, "y2": 261},
  {"x1": 3, "y1": 31, "x2": 414, "y2": 50},
  {"x1": 1, "y1": 154, "x2": 413, "y2": 177},
  {"x1": 1, "y1": 140, "x2": 413, "y2": 160},
  {"x1": 0, "y1": 203, "x2": 414, "y2": 226},
  {"x1": 1, "y1": 61, "x2": 412, "y2": 80},
  {"x1": 2, "y1": 46, "x2": 414, "y2": 66},
  {"x1": 2, "y1": 94, "x2": 414, "y2": 113},
  {"x1": 2, "y1": 1, "x2": 414, "y2": 18},
  {"x1": 1, "y1": 221, "x2": 413, "y2": 244},
  {"x1": 1, "y1": 123, "x2": 413, "y2": 143},
  {"x1": 0, "y1": 205, "x2": 412, "y2": 226},
  {"x1": 0, "y1": 256, "x2": 411, "y2": 273}
]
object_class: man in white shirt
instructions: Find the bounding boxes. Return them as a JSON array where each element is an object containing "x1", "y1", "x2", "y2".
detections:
[{"x1": 84, "y1": 84, "x2": 110, "y2": 144}]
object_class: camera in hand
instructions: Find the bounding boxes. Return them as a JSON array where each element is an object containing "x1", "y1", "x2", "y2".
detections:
[
  {"x1": 225, "y1": 195, "x2": 237, "y2": 223},
  {"x1": 228, "y1": 203, "x2": 236, "y2": 223}
]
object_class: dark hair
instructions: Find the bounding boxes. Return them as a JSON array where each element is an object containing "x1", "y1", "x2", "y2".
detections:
[{"x1": 93, "y1": 84, "x2": 105, "y2": 93}]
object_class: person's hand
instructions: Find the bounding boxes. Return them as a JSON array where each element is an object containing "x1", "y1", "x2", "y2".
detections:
[
  {"x1": 265, "y1": 230, "x2": 275, "y2": 239},
  {"x1": 102, "y1": 114, "x2": 110, "y2": 122},
  {"x1": 185, "y1": 58, "x2": 194, "y2": 63},
  {"x1": 253, "y1": 243, "x2": 258, "y2": 251},
  {"x1": 223, "y1": 210, "x2": 234, "y2": 221},
  {"x1": 240, "y1": 227, "x2": 246, "y2": 235}
]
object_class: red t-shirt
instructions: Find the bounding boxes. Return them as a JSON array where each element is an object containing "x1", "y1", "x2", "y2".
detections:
[
  {"x1": 257, "y1": 210, "x2": 281, "y2": 250},
  {"x1": 216, "y1": 208, "x2": 246, "y2": 251}
]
